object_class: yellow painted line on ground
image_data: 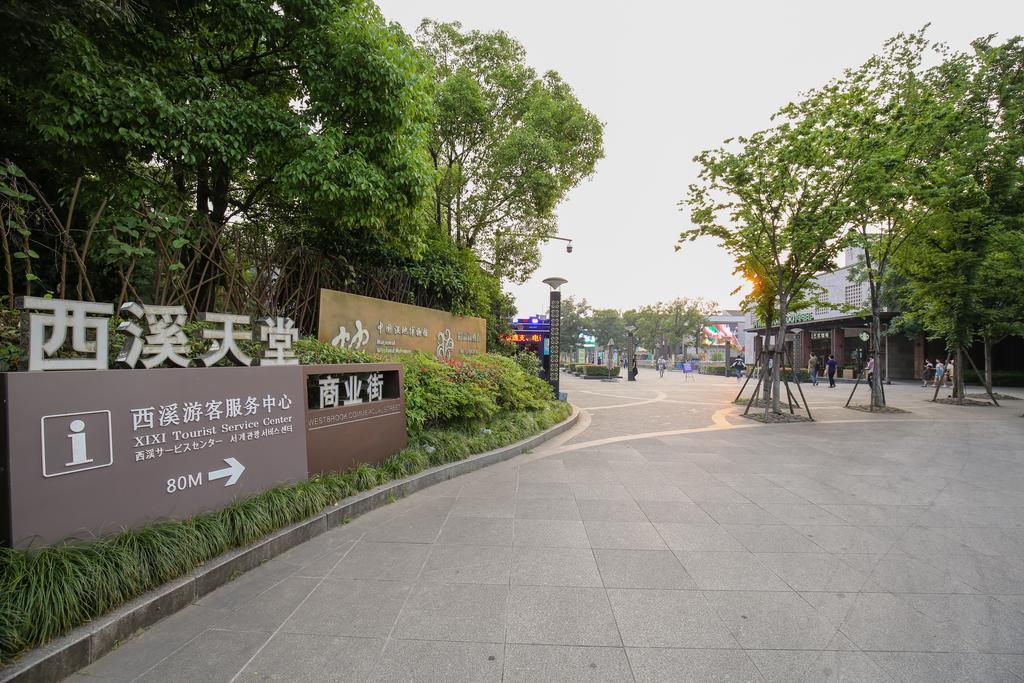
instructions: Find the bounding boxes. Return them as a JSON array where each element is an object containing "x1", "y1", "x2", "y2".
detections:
[{"x1": 579, "y1": 391, "x2": 668, "y2": 411}]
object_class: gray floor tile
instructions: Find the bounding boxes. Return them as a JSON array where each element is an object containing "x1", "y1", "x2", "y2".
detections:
[
  {"x1": 421, "y1": 543, "x2": 513, "y2": 584},
  {"x1": 745, "y1": 649, "x2": 820, "y2": 682},
  {"x1": 704, "y1": 590, "x2": 840, "y2": 649},
  {"x1": 821, "y1": 504, "x2": 928, "y2": 527},
  {"x1": 576, "y1": 498, "x2": 648, "y2": 521},
  {"x1": 437, "y1": 516, "x2": 514, "y2": 545},
  {"x1": 370, "y1": 639, "x2": 503, "y2": 682},
  {"x1": 507, "y1": 585, "x2": 622, "y2": 646},
  {"x1": 392, "y1": 582, "x2": 508, "y2": 642},
  {"x1": 514, "y1": 497, "x2": 581, "y2": 520},
  {"x1": 281, "y1": 579, "x2": 411, "y2": 638},
  {"x1": 869, "y1": 651, "x2": 1021, "y2": 682},
  {"x1": 135, "y1": 629, "x2": 268, "y2": 682},
  {"x1": 753, "y1": 553, "x2": 875, "y2": 592},
  {"x1": 628, "y1": 647, "x2": 763, "y2": 682},
  {"x1": 865, "y1": 552, "x2": 978, "y2": 593},
  {"x1": 607, "y1": 588, "x2": 739, "y2": 648},
  {"x1": 514, "y1": 519, "x2": 590, "y2": 548},
  {"x1": 584, "y1": 521, "x2": 667, "y2": 549},
  {"x1": 901, "y1": 593, "x2": 1024, "y2": 654},
  {"x1": 654, "y1": 522, "x2": 746, "y2": 551},
  {"x1": 504, "y1": 644, "x2": 632, "y2": 682},
  {"x1": 793, "y1": 525, "x2": 893, "y2": 554},
  {"x1": 450, "y1": 496, "x2": 516, "y2": 518},
  {"x1": 361, "y1": 513, "x2": 447, "y2": 543},
  {"x1": 699, "y1": 503, "x2": 778, "y2": 524},
  {"x1": 723, "y1": 524, "x2": 827, "y2": 553},
  {"x1": 759, "y1": 503, "x2": 847, "y2": 525},
  {"x1": 675, "y1": 551, "x2": 790, "y2": 590},
  {"x1": 594, "y1": 549, "x2": 696, "y2": 589},
  {"x1": 196, "y1": 560, "x2": 301, "y2": 610},
  {"x1": 511, "y1": 546, "x2": 603, "y2": 587},
  {"x1": 73, "y1": 605, "x2": 230, "y2": 682},
  {"x1": 517, "y1": 482, "x2": 575, "y2": 499},
  {"x1": 836, "y1": 592, "x2": 973, "y2": 652},
  {"x1": 571, "y1": 482, "x2": 633, "y2": 500},
  {"x1": 236, "y1": 633, "x2": 382, "y2": 681},
  {"x1": 330, "y1": 541, "x2": 429, "y2": 582},
  {"x1": 637, "y1": 501, "x2": 717, "y2": 524},
  {"x1": 217, "y1": 576, "x2": 320, "y2": 632}
]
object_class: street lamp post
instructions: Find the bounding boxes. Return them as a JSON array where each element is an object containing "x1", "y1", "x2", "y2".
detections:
[
  {"x1": 542, "y1": 277, "x2": 567, "y2": 400},
  {"x1": 625, "y1": 324, "x2": 637, "y2": 381}
]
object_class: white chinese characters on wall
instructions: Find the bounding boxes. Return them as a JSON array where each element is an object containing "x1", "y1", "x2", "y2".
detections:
[
  {"x1": 328, "y1": 318, "x2": 481, "y2": 361},
  {"x1": 128, "y1": 392, "x2": 294, "y2": 462},
  {"x1": 15, "y1": 296, "x2": 301, "y2": 371},
  {"x1": 315, "y1": 372, "x2": 386, "y2": 409}
]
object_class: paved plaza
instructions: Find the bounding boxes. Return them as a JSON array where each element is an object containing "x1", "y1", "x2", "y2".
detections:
[{"x1": 74, "y1": 373, "x2": 1024, "y2": 682}]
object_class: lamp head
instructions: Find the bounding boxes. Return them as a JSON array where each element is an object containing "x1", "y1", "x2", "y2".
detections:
[
  {"x1": 566, "y1": 242, "x2": 573, "y2": 253},
  {"x1": 542, "y1": 277, "x2": 568, "y2": 291}
]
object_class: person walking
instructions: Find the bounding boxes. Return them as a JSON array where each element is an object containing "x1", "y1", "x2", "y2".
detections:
[
  {"x1": 657, "y1": 356, "x2": 666, "y2": 378},
  {"x1": 731, "y1": 355, "x2": 745, "y2": 380},
  {"x1": 922, "y1": 359, "x2": 934, "y2": 387},
  {"x1": 808, "y1": 353, "x2": 819, "y2": 387},
  {"x1": 933, "y1": 359, "x2": 945, "y2": 388},
  {"x1": 825, "y1": 354, "x2": 838, "y2": 388},
  {"x1": 945, "y1": 359, "x2": 954, "y2": 388},
  {"x1": 630, "y1": 356, "x2": 639, "y2": 381},
  {"x1": 866, "y1": 356, "x2": 876, "y2": 385}
]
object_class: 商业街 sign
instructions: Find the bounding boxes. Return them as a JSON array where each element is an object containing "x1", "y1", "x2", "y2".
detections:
[{"x1": 0, "y1": 296, "x2": 408, "y2": 547}]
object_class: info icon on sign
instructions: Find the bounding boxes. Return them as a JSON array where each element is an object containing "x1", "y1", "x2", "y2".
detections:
[{"x1": 40, "y1": 410, "x2": 114, "y2": 477}]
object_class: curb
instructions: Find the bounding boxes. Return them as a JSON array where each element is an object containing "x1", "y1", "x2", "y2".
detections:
[{"x1": 1, "y1": 406, "x2": 580, "y2": 683}]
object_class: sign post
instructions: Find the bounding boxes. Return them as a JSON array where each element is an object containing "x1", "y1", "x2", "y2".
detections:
[{"x1": 541, "y1": 277, "x2": 567, "y2": 399}]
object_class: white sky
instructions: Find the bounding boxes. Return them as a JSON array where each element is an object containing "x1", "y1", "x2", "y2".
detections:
[{"x1": 376, "y1": 0, "x2": 1024, "y2": 317}]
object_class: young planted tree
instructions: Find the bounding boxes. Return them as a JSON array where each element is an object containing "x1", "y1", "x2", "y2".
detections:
[
  {"x1": 837, "y1": 30, "x2": 957, "y2": 407},
  {"x1": 682, "y1": 93, "x2": 860, "y2": 415}
]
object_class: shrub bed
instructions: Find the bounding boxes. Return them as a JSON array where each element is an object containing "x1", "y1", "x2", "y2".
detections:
[
  {"x1": 0, "y1": 338, "x2": 569, "y2": 663},
  {"x1": 581, "y1": 364, "x2": 620, "y2": 378}
]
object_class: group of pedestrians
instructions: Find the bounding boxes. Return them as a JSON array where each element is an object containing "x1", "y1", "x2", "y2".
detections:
[
  {"x1": 807, "y1": 353, "x2": 840, "y2": 388},
  {"x1": 921, "y1": 358, "x2": 954, "y2": 388}
]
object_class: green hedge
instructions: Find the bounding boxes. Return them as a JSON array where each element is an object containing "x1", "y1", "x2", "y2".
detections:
[
  {"x1": 962, "y1": 369, "x2": 1024, "y2": 388},
  {"x1": 581, "y1": 364, "x2": 620, "y2": 378},
  {"x1": 0, "y1": 401, "x2": 572, "y2": 663}
]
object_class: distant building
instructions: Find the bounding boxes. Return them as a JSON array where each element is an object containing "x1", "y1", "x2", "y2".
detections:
[{"x1": 745, "y1": 247, "x2": 1024, "y2": 381}]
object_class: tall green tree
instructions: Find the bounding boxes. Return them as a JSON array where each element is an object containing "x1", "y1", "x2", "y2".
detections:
[
  {"x1": 558, "y1": 295, "x2": 592, "y2": 357},
  {"x1": 2, "y1": 0, "x2": 434, "y2": 311},
  {"x1": 416, "y1": 20, "x2": 604, "y2": 282},
  {"x1": 837, "y1": 30, "x2": 957, "y2": 406},
  {"x1": 895, "y1": 35, "x2": 1024, "y2": 403},
  {"x1": 682, "y1": 91, "x2": 861, "y2": 414}
]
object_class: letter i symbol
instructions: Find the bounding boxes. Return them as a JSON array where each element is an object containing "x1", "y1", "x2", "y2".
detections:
[{"x1": 66, "y1": 419, "x2": 92, "y2": 466}]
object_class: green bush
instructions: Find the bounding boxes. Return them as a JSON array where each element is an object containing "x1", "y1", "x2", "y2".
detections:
[
  {"x1": 0, "y1": 400, "x2": 572, "y2": 664},
  {"x1": 963, "y1": 369, "x2": 1024, "y2": 387},
  {"x1": 581, "y1": 364, "x2": 620, "y2": 378}
]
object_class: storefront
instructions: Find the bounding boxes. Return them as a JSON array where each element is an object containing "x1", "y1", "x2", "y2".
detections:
[{"x1": 748, "y1": 312, "x2": 918, "y2": 380}]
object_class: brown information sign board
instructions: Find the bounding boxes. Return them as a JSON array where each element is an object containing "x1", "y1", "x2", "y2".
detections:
[
  {"x1": 1, "y1": 366, "x2": 308, "y2": 546},
  {"x1": 318, "y1": 289, "x2": 486, "y2": 359},
  {"x1": 303, "y1": 364, "x2": 407, "y2": 475}
]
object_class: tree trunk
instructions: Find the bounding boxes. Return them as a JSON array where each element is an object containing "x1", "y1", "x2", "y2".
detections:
[
  {"x1": 772, "y1": 294, "x2": 789, "y2": 415},
  {"x1": 954, "y1": 346, "x2": 963, "y2": 405},
  {"x1": 984, "y1": 334, "x2": 993, "y2": 396},
  {"x1": 871, "y1": 312, "x2": 884, "y2": 408}
]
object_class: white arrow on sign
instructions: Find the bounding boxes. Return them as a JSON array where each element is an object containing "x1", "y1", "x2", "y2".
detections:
[{"x1": 208, "y1": 457, "x2": 245, "y2": 487}]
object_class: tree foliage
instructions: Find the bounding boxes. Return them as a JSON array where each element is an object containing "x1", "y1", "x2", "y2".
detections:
[{"x1": 416, "y1": 20, "x2": 604, "y2": 282}]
